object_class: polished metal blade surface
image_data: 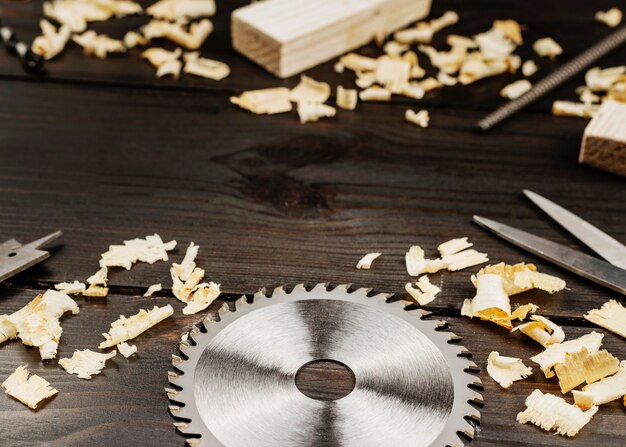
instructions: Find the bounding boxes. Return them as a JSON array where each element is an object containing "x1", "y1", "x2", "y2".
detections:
[
  {"x1": 524, "y1": 190, "x2": 626, "y2": 270},
  {"x1": 474, "y1": 216, "x2": 626, "y2": 295},
  {"x1": 0, "y1": 231, "x2": 62, "y2": 283},
  {"x1": 168, "y1": 284, "x2": 481, "y2": 447}
]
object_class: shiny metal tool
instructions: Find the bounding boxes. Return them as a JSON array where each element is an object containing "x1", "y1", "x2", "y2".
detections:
[
  {"x1": 474, "y1": 190, "x2": 626, "y2": 294},
  {"x1": 0, "y1": 231, "x2": 62, "y2": 283},
  {"x1": 167, "y1": 283, "x2": 482, "y2": 447}
]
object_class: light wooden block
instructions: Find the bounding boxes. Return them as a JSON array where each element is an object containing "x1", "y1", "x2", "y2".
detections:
[
  {"x1": 580, "y1": 100, "x2": 626, "y2": 177},
  {"x1": 232, "y1": 0, "x2": 432, "y2": 78}
]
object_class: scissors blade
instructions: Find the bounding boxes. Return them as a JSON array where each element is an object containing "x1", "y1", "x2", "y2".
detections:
[
  {"x1": 524, "y1": 190, "x2": 626, "y2": 270},
  {"x1": 473, "y1": 215, "x2": 626, "y2": 295}
]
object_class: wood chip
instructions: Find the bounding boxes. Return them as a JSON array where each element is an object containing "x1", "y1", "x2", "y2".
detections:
[
  {"x1": 475, "y1": 27, "x2": 516, "y2": 60},
  {"x1": 99, "y1": 234, "x2": 176, "y2": 270},
  {"x1": 394, "y1": 11, "x2": 459, "y2": 44},
  {"x1": 584, "y1": 300, "x2": 626, "y2": 338},
  {"x1": 59, "y1": 349, "x2": 117, "y2": 379},
  {"x1": 487, "y1": 351, "x2": 532, "y2": 388},
  {"x1": 183, "y1": 282, "x2": 220, "y2": 315},
  {"x1": 297, "y1": 103, "x2": 336, "y2": 124},
  {"x1": 552, "y1": 100, "x2": 600, "y2": 118},
  {"x1": 31, "y1": 19, "x2": 71, "y2": 60},
  {"x1": 443, "y1": 249, "x2": 488, "y2": 271},
  {"x1": 2, "y1": 365, "x2": 58, "y2": 409},
  {"x1": 438, "y1": 237, "x2": 472, "y2": 257},
  {"x1": 123, "y1": 31, "x2": 147, "y2": 48},
  {"x1": 473, "y1": 262, "x2": 538, "y2": 295},
  {"x1": 405, "y1": 109, "x2": 429, "y2": 128},
  {"x1": 359, "y1": 86, "x2": 392, "y2": 102},
  {"x1": 336, "y1": 86, "x2": 358, "y2": 110},
  {"x1": 99, "y1": 305, "x2": 174, "y2": 348},
  {"x1": 446, "y1": 34, "x2": 477, "y2": 49},
  {"x1": 405, "y1": 276, "x2": 440, "y2": 306},
  {"x1": 289, "y1": 75, "x2": 331, "y2": 104},
  {"x1": 512, "y1": 315, "x2": 565, "y2": 347},
  {"x1": 522, "y1": 60, "x2": 538, "y2": 77},
  {"x1": 117, "y1": 342, "x2": 137, "y2": 358},
  {"x1": 459, "y1": 55, "x2": 509, "y2": 85},
  {"x1": 183, "y1": 52, "x2": 230, "y2": 80},
  {"x1": 513, "y1": 270, "x2": 566, "y2": 293},
  {"x1": 554, "y1": 348, "x2": 620, "y2": 393},
  {"x1": 87, "y1": 267, "x2": 108, "y2": 286},
  {"x1": 82, "y1": 284, "x2": 109, "y2": 297},
  {"x1": 405, "y1": 245, "x2": 447, "y2": 276},
  {"x1": 584, "y1": 66, "x2": 626, "y2": 91},
  {"x1": 517, "y1": 389, "x2": 598, "y2": 437},
  {"x1": 595, "y1": 8, "x2": 623, "y2": 28},
  {"x1": 44, "y1": 0, "x2": 142, "y2": 32},
  {"x1": 573, "y1": 360, "x2": 626, "y2": 409},
  {"x1": 530, "y1": 331, "x2": 604, "y2": 378},
  {"x1": 493, "y1": 19, "x2": 523, "y2": 45},
  {"x1": 72, "y1": 30, "x2": 126, "y2": 59},
  {"x1": 143, "y1": 283, "x2": 162, "y2": 297},
  {"x1": 533, "y1": 37, "x2": 562, "y2": 59},
  {"x1": 356, "y1": 253, "x2": 381, "y2": 270},
  {"x1": 54, "y1": 281, "x2": 85, "y2": 295},
  {"x1": 374, "y1": 56, "x2": 411, "y2": 93},
  {"x1": 231, "y1": 87, "x2": 293, "y2": 115},
  {"x1": 501, "y1": 79, "x2": 532, "y2": 99},
  {"x1": 419, "y1": 44, "x2": 467, "y2": 74},
  {"x1": 339, "y1": 53, "x2": 377, "y2": 72},
  {"x1": 142, "y1": 19, "x2": 213, "y2": 50},
  {"x1": 146, "y1": 0, "x2": 215, "y2": 21}
]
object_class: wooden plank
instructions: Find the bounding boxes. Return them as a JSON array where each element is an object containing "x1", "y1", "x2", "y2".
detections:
[
  {"x1": 580, "y1": 100, "x2": 626, "y2": 177},
  {"x1": 0, "y1": 288, "x2": 624, "y2": 446},
  {"x1": 232, "y1": 0, "x2": 431, "y2": 78},
  {"x1": 0, "y1": 79, "x2": 623, "y2": 319}
]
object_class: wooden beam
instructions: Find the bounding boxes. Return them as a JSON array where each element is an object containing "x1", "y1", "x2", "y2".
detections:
[
  {"x1": 232, "y1": 0, "x2": 432, "y2": 78},
  {"x1": 580, "y1": 100, "x2": 626, "y2": 177}
]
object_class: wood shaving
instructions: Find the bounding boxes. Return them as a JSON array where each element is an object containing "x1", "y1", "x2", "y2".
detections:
[
  {"x1": 522, "y1": 60, "x2": 538, "y2": 77},
  {"x1": 595, "y1": 8, "x2": 623, "y2": 28},
  {"x1": 474, "y1": 27, "x2": 515, "y2": 60},
  {"x1": 146, "y1": 0, "x2": 215, "y2": 21},
  {"x1": 552, "y1": 100, "x2": 599, "y2": 118},
  {"x1": 359, "y1": 86, "x2": 392, "y2": 102},
  {"x1": 374, "y1": 56, "x2": 411, "y2": 93},
  {"x1": 394, "y1": 11, "x2": 459, "y2": 44},
  {"x1": 143, "y1": 283, "x2": 162, "y2": 297},
  {"x1": 54, "y1": 281, "x2": 85, "y2": 295},
  {"x1": 443, "y1": 249, "x2": 488, "y2": 271},
  {"x1": 339, "y1": 53, "x2": 377, "y2": 72},
  {"x1": 123, "y1": 31, "x2": 148, "y2": 48},
  {"x1": 487, "y1": 351, "x2": 532, "y2": 388},
  {"x1": 554, "y1": 347, "x2": 620, "y2": 393},
  {"x1": 383, "y1": 41, "x2": 409, "y2": 56},
  {"x1": 405, "y1": 109, "x2": 429, "y2": 128},
  {"x1": 99, "y1": 233, "x2": 177, "y2": 269},
  {"x1": 493, "y1": 19, "x2": 523, "y2": 45},
  {"x1": 333, "y1": 62, "x2": 344, "y2": 73},
  {"x1": 59, "y1": 349, "x2": 117, "y2": 379},
  {"x1": 2, "y1": 365, "x2": 58, "y2": 409},
  {"x1": 405, "y1": 245, "x2": 447, "y2": 276},
  {"x1": 446, "y1": 34, "x2": 477, "y2": 49},
  {"x1": 513, "y1": 270, "x2": 566, "y2": 294},
  {"x1": 87, "y1": 267, "x2": 108, "y2": 286},
  {"x1": 512, "y1": 315, "x2": 565, "y2": 347},
  {"x1": 297, "y1": 102, "x2": 336, "y2": 124},
  {"x1": 289, "y1": 75, "x2": 331, "y2": 104},
  {"x1": 419, "y1": 77, "x2": 443, "y2": 92},
  {"x1": 0, "y1": 290, "x2": 79, "y2": 360},
  {"x1": 584, "y1": 300, "x2": 626, "y2": 338},
  {"x1": 459, "y1": 55, "x2": 509, "y2": 85},
  {"x1": 533, "y1": 37, "x2": 562, "y2": 59},
  {"x1": 356, "y1": 252, "x2": 381, "y2": 270},
  {"x1": 530, "y1": 331, "x2": 604, "y2": 378},
  {"x1": 437, "y1": 71, "x2": 457, "y2": 86},
  {"x1": 584, "y1": 66, "x2": 626, "y2": 91},
  {"x1": 438, "y1": 237, "x2": 472, "y2": 257},
  {"x1": 517, "y1": 389, "x2": 598, "y2": 437},
  {"x1": 142, "y1": 19, "x2": 213, "y2": 50},
  {"x1": 99, "y1": 304, "x2": 173, "y2": 348},
  {"x1": 573, "y1": 360, "x2": 626, "y2": 409},
  {"x1": 183, "y1": 52, "x2": 230, "y2": 80},
  {"x1": 43, "y1": 0, "x2": 142, "y2": 33},
  {"x1": 183, "y1": 282, "x2": 220, "y2": 315},
  {"x1": 82, "y1": 284, "x2": 109, "y2": 297},
  {"x1": 355, "y1": 71, "x2": 377, "y2": 89},
  {"x1": 419, "y1": 44, "x2": 466, "y2": 74},
  {"x1": 72, "y1": 30, "x2": 126, "y2": 59},
  {"x1": 577, "y1": 86, "x2": 601, "y2": 105},
  {"x1": 31, "y1": 19, "x2": 71, "y2": 60},
  {"x1": 336, "y1": 86, "x2": 358, "y2": 110},
  {"x1": 501, "y1": 79, "x2": 532, "y2": 99},
  {"x1": 231, "y1": 87, "x2": 293, "y2": 115},
  {"x1": 400, "y1": 83, "x2": 425, "y2": 99},
  {"x1": 117, "y1": 342, "x2": 137, "y2": 358},
  {"x1": 473, "y1": 262, "x2": 538, "y2": 295},
  {"x1": 405, "y1": 275, "x2": 441, "y2": 306},
  {"x1": 141, "y1": 47, "x2": 182, "y2": 78}
]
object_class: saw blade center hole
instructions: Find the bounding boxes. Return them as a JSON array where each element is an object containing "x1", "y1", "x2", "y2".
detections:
[{"x1": 294, "y1": 359, "x2": 356, "y2": 401}]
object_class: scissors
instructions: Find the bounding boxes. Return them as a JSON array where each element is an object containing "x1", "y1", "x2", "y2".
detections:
[
  {"x1": 474, "y1": 191, "x2": 626, "y2": 295},
  {"x1": 0, "y1": 231, "x2": 62, "y2": 283}
]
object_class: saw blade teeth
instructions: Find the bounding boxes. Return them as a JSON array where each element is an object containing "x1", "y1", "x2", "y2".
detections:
[
  {"x1": 164, "y1": 387, "x2": 179, "y2": 400},
  {"x1": 168, "y1": 405, "x2": 181, "y2": 415},
  {"x1": 311, "y1": 282, "x2": 330, "y2": 293},
  {"x1": 172, "y1": 354, "x2": 183, "y2": 365},
  {"x1": 253, "y1": 288, "x2": 267, "y2": 300},
  {"x1": 186, "y1": 439, "x2": 201, "y2": 447},
  {"x1": 168, "y1": 371, "x2": 180, "y2": 383},
  {"x1": 292, "y1": 283, "x2": 306, "y2": 293}
]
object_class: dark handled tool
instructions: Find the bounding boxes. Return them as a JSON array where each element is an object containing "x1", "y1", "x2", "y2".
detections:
[
  {"x1": 477, "y1": 25, "x2": 626, "y2": 131},
  {"x1": 0, "y1": 17, "x2": 45, "y2": 73},
  {"x1": 0, "y1": 231, "x2": 62, "y2": 283}
]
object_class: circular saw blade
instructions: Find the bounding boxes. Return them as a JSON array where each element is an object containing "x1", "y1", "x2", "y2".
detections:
[{"x1": 167, "y1": 284, "x2": 482, "y2": 447}]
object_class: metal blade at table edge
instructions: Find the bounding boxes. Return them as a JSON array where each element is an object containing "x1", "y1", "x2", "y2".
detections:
[
  {"x1": 524, "y1": 190, "x2": 626, "y2": 270},
  {"x1": 473, "y1": 215, "x2": 626, "y2": 295}
]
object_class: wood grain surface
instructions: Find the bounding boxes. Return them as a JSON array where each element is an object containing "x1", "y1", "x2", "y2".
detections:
[{"x1": 0, "y1": 0, "x2": 625, "y2": 445}]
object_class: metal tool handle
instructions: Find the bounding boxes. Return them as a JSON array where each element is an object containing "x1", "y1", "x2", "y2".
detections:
[{"x1": 477, "y1": 25, "x2": 626, "y2": 131}]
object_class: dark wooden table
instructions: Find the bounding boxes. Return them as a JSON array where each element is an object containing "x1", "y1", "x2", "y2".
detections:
[{"x1": 1, "y1": 0, "x2": 625, "y2": 445}]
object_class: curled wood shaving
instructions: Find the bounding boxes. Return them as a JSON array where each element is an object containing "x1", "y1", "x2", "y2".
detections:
[
  {"x1": 356, "y1": 252, "x2": 381, "y2": 270},
  {"x1": 405, "y1": 276, "x2": 440, "y2": 306},
  {"x1": 143, "y1": 283, "x2": 162, "y2": 297},
  {"x1": 446, "y1": 34, "x2": 477, "y2": 49},
  {"x1": 231, "y1": 87, "x2": 293, "y2": 115},
  {"x1": 493, "y1": 19, "x2": 523, "y2": 45},
  {"x1": 123, "y1": 31, "x2": 147, "y2": 48},
  {"x1": 533, "y1": 37, "x2": 562, "y2": 59},
  {"x1": 405, "y1": 245, "x2": 447, "y2": 276},
  {"x1": 374, "y1": 56, "x2": 411, "y2": 93},
  {"x1": 99, "y1": 233, "x2": 176, "y2": 269},
  {"x1": 99, "y1": 304, "x2": 173, "y2": 348},
  {"x1": 31, "y1": 19, "x2": 71, "y2": 60},
  {"x1": 359, "y1": 86, "x2": 392, "y2": 102},
  {"x1": 473, "y1": 262, "x2": 538, "y2": 295},
  {"x1": 517, "y1": 389, "x2": 598, "y2": 437},
  {"x1": 141, "y1": 47, "x2": 182, "y2": 78},
  {"x1": 183, "y1": 52, "x2": 230, "y2": 80},
  {"x1": 399, "y1": 82, "x2": 425, "y2": 100},
  {"x1": 87, "y1": 267, "x2": 108, "y2": 286},
  {"x1": 585, "y1": 66, "x2": 626, "y2": 91},
  {"x1": 419, "y1": 77, "x2": 443, "y2": 92},
  {"x1": 573, "y1": 361, "x2": 626, "y2": 409},
  {"x1": 146, "y1": 0, "x2": 215, "y2": 21},
  {"x1": 474, "y1": 27, "x2": 516, "y2": 60},
  {"x1": 501, "y1": 79, "x2": 532, "y2": 99},
  {"x1": 438, "y1": 237, "x2": 472, "y2": 257},
  {"x1": 336, "y1": 86, "x2": 358, "y2": 110},
  {"x1": 2, "y1": 365, "x2": 57, "y2": 409},
  {"x1": 522, "y1": 59, "x2": 538, "y2": 77},
  {"x1": 339, "y1": 53, "x2": 377, "y2": 72},
  {"x1": 44, "y1": 0, "x2": 142, "y2": 32},
  {"x1": 419, "y1": 44, "x2": 466, "y2": 74},
  {"x1": 554, "y1": 348, "x2": 620, "y2": 394},
  {"x1": 437, "y1": 71, "x2": 457, "y2": 86},
  {"x1": 59, "y1": 349, "x2": 117, "y2": 379},
  {"x1": 530, "y1": 331, "x2": 604, "y2": 378},
  {"x1": 459, "y1": 55, "x2": 509, "y2": 85},
  {"x1": 443, "y1": 249, "x2": 488, "y2": 271},
  {"x1": 583, "y1": 300, "x2": 626, "y2": 338},
  {"x1": 513, "y1": 315, "x2": 564, "y2": 347},
  {"x1": 297, "y1": 103, "x2": 336, "y2": 124},
  {"x1": 54, "y1": 281, "x2": 85, "y2": 295},
  {"x1": 1, "y1": 290, "x2": 79, "y2": 360},
  {"x1": 142, "y1": 19, "x2": 213, "y2": 50},
  {"x1": 82, "y1": 284, "x2": 109, "y2": 297},
  {"x1": 487, "y1": 351, "x2": 532, "y2": 388},
  {"x1": 117, "y1": 342, "x2": 137, "y2": 358},
  {"x1": 383, "y1": 41, "x2": 408, "y2": 56},
  {"x1": 183, "y1": 282, "x2": 220, "y2": 315},
  {"x1": 394, "y1": 11, "x2": 459, "y2": 44},
  {"x1": 513, "y1": 270, "x2": 566, "y2": 294},
  {"x1": 72, "y1": 30, "x2": 126, "y2": 59},
  {"x1": 595, "y1": 8, "x2": 623, "y2": 28},
  {"x1": 405, "y1": 109, "x2": 429, "y2": 128},
  {"x1": 289, "y1": 75, "x2": 331, "y2": 104},
  {"x1": 355, "y1": 71, "x2": 377, "y2": 89},
  {"x1": 552, "y1": 100, "x2": 599, "y2": 118},
  {"x1": 576, "y1": 86, "x2": 601, "y2": 105}
]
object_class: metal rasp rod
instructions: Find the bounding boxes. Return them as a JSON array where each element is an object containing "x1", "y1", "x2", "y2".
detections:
[
  {"x1": 0, "y1": 18, "x2": 44, "y2": 73},
  {"x1": 477, "y1": 25, "x2": 626, "y2": 131}
]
